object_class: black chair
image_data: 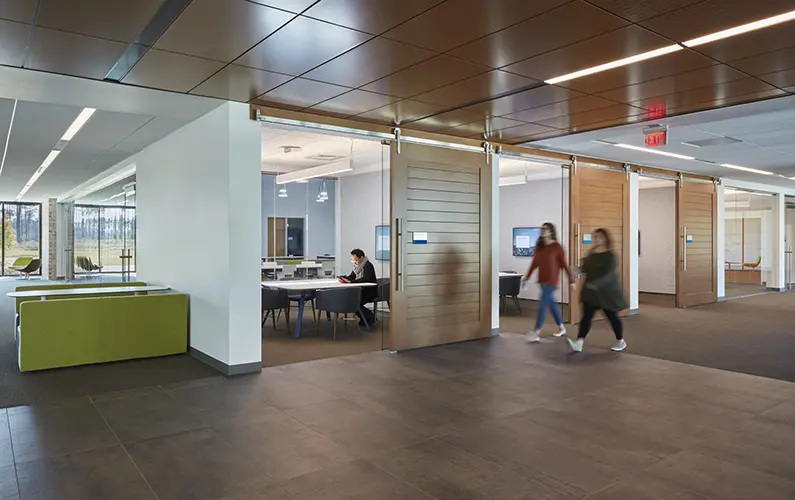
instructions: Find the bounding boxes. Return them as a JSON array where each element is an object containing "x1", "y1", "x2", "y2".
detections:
[
  {"x1": 18, "y1": 259, "x2": 41, "y2": 280},
  {"x1": 289, "y1": 291, "x2": 316, "y2": 322},
  {"x1": 262, "y1": 287, "x2": 290, "y2": 331},
  {"x1": 315, "y1": 287, "x2": 364, "y2": 339},
  {"x1": 499, "y1": 275, "x2": 522, "y2": 314},
  {"x1": 373, "y1": 278, "x2": 390, "y2": 321}
]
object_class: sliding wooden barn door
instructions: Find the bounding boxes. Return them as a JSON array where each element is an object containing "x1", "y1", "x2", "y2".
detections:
[
  {"x1": 676, "y1": 181, "x2": 718, "y2": 307},
  {"x1": 569, "y1": 164, "x2": 630, "y2": 324},
  {"x1": 390, "y1": 142, "x2": 492, "y2": 351}
]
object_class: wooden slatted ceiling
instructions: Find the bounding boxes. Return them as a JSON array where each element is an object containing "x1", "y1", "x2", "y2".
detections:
[{"x1": 404, "y1": 161, "x2": 481, "y2": 331}]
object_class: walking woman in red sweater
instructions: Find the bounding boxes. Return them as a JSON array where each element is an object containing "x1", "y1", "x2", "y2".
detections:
[{"x1": 522, "y1": 222, "x2": 575, "y2": 342}]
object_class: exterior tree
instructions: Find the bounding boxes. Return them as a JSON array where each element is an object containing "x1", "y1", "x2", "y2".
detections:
[{"x1": 3, "y1": 215, "x2": 16, "y2": 250}]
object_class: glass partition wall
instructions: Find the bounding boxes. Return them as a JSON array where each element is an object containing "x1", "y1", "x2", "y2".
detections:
[
  {"x1": 724, "y1": 188, "x2": 773, "y2": 298},
  {"x1": 260, "y1": 127, "x2": 389, "y2": 364},
  {"x1": 74, "y1": 204, "x2": 136, "y2": 275},
  {"x1": 1, "y1": 202, "x2": 41, "y2": 276}
]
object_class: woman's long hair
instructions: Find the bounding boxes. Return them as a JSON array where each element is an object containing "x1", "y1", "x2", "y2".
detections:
[
  {"x1": 535, "y1": 222, "x2": 558, "y2": 250},
  {"x1": 595, "y1": 227, "x2": 612, "y2": 250}
]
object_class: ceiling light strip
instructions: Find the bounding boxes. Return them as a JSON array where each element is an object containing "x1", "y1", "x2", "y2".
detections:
[
  {"x1": 16, "y1": 107, "x2": 96, "y2": 200},
  {"x1": 721, "y1": 163, "x2": 774, "y2": 176},
  {"x1": 0, "y1": 99, "x2": 18, "y2": 180},
  {"x1": 684, "y1": 9, "x2": 795, "y2": 47},
  {"x1": 545, "y1": 45, "x2": 682, "y2": 85},
  {"x1": 613, "y1": 143, "x2": 695, "y2": 160}
]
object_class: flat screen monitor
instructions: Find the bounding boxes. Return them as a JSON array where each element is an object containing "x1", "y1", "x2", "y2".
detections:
[
  {"x1": 375, "y1": 225, "x2": 390, "y2": 261},
  {"x1": 513, "y1": 227, "x2": 541, "y2": 257}
]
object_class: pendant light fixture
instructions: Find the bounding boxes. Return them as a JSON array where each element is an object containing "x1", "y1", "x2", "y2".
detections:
[
  {"x1": 316, "y1": 179, "x2": 328, "y2": 202},
  {"x1": 278, "y1": 185, "x2": 288, "y2": 198}
]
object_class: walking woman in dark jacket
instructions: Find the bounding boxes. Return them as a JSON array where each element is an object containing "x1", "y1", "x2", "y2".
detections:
[{"x1": 567, "y1": 228, "x2": 627, "y2": 352}]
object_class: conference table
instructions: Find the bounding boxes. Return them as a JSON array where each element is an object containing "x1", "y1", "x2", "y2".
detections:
[
  {"x1": 499, "y1": 272, "x2": 520, "y2": 278},
  {"x1": 262, "y1": 279, "x2": 376, "y2": 338}
]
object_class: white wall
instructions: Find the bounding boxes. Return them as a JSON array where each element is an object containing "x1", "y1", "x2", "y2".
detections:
[
  {"x1": 337, "y1": 170, "x2": 390, "y2": 278},
  {"x1": 638, "y1": 184, "x2": 677, "y2": 294},
  {"x1": 136, "y1": 102, "x2": 261, "y2": 371},
  {"x1": 499, "y1": 175, "x2": 569, "y2": 302},
  {"x1": 261, "y1": 175, "x2": 336, "y2": 259},
  {"x1": 629, "y1": 174, "x2": 639, "y2": 310}
]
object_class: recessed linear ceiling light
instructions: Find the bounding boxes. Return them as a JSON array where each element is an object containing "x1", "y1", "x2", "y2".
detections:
[
  {"x1": 545, "y1": 45, "x2": 682, "y2": 85},
  {"x1": 684, "y1": 9, "x2": 795, "y2": 47},
  {"x1": 0, "y1": 99, "x2": 18, "y2": 180},
  {"x1": 499, "y1": 175, "x2": 527, "y2": 187},
  {"x1": 16, "y1": 107, "x2": 96, "y2": 200},
  {"x1": 612, "y1": 143, "x2": 695, "y2": 160},
  {"x1": 721, "y1": 163, "x2": 774, "y2": 176},
  {"x1": 61, "y1": 108, "x2": 96, "y2": 141}
]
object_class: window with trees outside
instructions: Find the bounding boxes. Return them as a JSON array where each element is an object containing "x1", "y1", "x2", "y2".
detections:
[
  {"x1": 1, "y1": 203, "x2": 41, "y2": 276},
  {"x1": 74, "y1": 205, "x2": 136, "y2": 274}
]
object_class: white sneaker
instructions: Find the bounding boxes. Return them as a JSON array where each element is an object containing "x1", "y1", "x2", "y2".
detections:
[
  {"x1": 567, "y1": 337, "x2": 584, "y2": 352},
  {"x1": 526, "y1": 330, "x2": 541, "y2": 343},
  {"x1": 611, "y1": 339, "x2": 627, "y2": 352},
  {"x1": 553, "y1": 325, "x2": 567, "y2": 338}
]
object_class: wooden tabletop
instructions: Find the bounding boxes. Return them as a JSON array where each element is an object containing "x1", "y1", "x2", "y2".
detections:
[{"x1": 262, "y1": 279, "x2": 376, "y2": 291}]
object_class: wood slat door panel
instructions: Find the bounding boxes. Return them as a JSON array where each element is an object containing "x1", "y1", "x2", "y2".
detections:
[
  {"x1": 570, "y1": 166, "x2": 630, "y2": 324},
  {"x1": 676, "y1": 182, "x2": 718, "y2": 307},
  {"x1": 391, "y1": 142, "x2": 492, "y2": 351}
]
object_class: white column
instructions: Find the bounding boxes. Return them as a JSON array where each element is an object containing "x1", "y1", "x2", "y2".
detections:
[
  {"x1": 717, "y1": 184, "x2": 725, "y2": 298},
  {"x1": 629, "y1": 173, "x2": 639, "y2": 311},
  {"x1": 770, "y1": 192, "x2": 786, "y2": 290},
  {"x1": 491, "y1": 153, "x2": 500, "y2": 334},
  {"x1": 136, "y1": 102, "x2": 262, "y2": 375}
]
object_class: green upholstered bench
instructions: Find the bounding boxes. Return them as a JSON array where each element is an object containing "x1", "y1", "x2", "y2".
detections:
[
  {"x1": 14, "y1": 281, "x2": 149, "y2": 314},
  {"x1": 18, "y1": 293, "x2": 188, "y2": 372}
]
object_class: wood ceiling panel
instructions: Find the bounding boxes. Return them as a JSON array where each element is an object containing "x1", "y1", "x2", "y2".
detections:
[
  {"x1": 307, "y1": 89, "x2": 400, "y2": 117},
  {"x1": 412, "y1": 70, "x2": 536, "y2": 107},
  {"x1": 37, "y1": 0, "x2": 163, "y2": 43},
  {"x1": 629, "y1": 78, "x2": 779, "y2": 111},
  {"x1": 536, "y1": 104, "x2": 645, "y2": 129},
  {"x1": 257, "y1": 78, "x2": 350, "y2": 110},
  {"x1": 508, "y1": 130, "x2": 564, "y2": 144},
  {"x1": 304, "y1": 0, "x2": 443, "y2": 35},
  {"x1": 503, "y1": 26, "x2": 673, "y2": 81},
  {"x1": 303, "y1": 37, "x2": 434, "y2": 88},
  {"x1": 476, "y1": 122, "x2": 559, "y2": 141},
  {"x1": 729, "y1": 46, "x2": 795, "y2": 76},
  {"x1": 759, "y1": 69, "x2": 795, "y2": 89},
  {"x1": 249, "y1": 0, "x2": 317, "y2": 13},
  {"x1": 464, "y1": 85, "x2": 582, "y2": 116},
  {"x1": 155, "y1": 0, "x2": 294, "y2": 62},
  {"x1": 502, "y1": 95, "x2": 616, "y2": 122},
  {"x1": 566, "y1": 114, "x2": 648, "y2": 133},
  {"x1": 382, "y1": 0, "x2": 571, "y2": 52},
  {"x1": 0, "y1": 0, "x2": 36, "y2": 23},
  {"x1": 690, "y1": 23, "x2": 795, "y2": 63},
  {"x1": 237, "y1": 16, "x2": 370, "y2": 76},
  {"x1": 26, "y1": 27, "x2": 126, "y2": 79},
  {"x1": 554, "y1": 49, "x2": 715, "y2": 94},
  {"x1": 354, "y1": 99, "x2": 445, "y2": 124},
  {"x1": 449, "y1": 1, "x2": 628, "y2": 68},
  {"x1": 586, "y1": 0, "x2": 705, "y2": 23},
  {"x1": 404, "y1": 108, "x2": 484, "y2": 131},
  {"x1": 666, "y1": 89, "x2": 787, "y2": 115},
  {"x1": 639, "y1": 0, "x2": 795, "y2": 42},
  {"x1": 122, "y1": 50, "x2": 225, "y2": 93},
  {"x1": 436, "y1": 117, "x2": 527, "y2": 137},
  {"x1": 361, "y1": 55, "x2": 490, "y2": 99},
  {"x1": 0, "y1": 19, "x2": 29, "y2": 67},
  {"x1": 597, "y1": 65, "x2": 749, "y2": 103},
  {"x1": 191, "y1": 64, "x2": 292, "y2": 102}
]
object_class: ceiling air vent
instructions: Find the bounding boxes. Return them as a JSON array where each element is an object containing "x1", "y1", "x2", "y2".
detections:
[
  {"x1": 306, "y1": 154, "x2": 345, "y2": 162},
  {"x1": 681, "y1": 136, "x2": 742, "y2": 148}
]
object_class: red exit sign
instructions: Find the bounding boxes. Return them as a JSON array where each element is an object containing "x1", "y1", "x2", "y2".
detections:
[{"x1": 644, "y1": 130, "x2": 668, "y2": 147}]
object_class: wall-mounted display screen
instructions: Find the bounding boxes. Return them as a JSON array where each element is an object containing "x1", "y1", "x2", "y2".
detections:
[
  {"x1": 375, "y1": 225, "x2": 390, "y2": 261},
  {"x1": 513, "y1": 227, "x2": 541, "y2": 257}
]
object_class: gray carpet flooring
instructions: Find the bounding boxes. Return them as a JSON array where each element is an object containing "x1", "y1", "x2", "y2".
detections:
[
  {"x1": 0, "y1": 277, "x2": 217, "y2": 409},
  {"x1": 501, "y1": 291, "x2": 795, "y2": 383}
]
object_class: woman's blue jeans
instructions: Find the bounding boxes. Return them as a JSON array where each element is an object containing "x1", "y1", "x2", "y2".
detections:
[{"x1": 535, "y1": 284, "x2": 562, "y2": 330}]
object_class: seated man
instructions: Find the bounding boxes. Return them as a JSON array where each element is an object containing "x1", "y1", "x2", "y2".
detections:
[{"x1": 339, "y1": 248, "x2": 377, "y2": 325}]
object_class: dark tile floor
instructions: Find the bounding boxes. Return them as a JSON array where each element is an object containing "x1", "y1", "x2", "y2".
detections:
[{"x1": 1, "y1": 333, "x2": 795, "y2": 499}]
